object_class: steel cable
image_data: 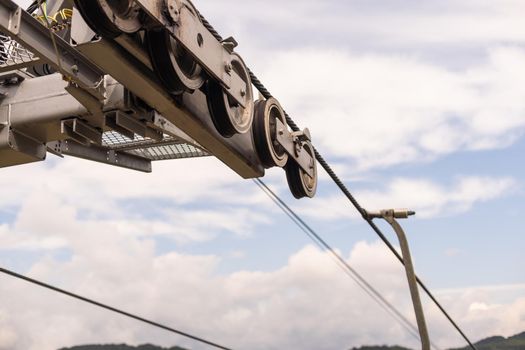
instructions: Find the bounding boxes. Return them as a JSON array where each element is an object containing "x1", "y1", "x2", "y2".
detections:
[
  {"x1": 198, "y1": 11, "x2": 478, "y2": 350},
  {"x1": 254, "y1": 179, "x2": 427, "y2": 345},
  {"x1": 0, "y1": 266, "x2": 234, "y2": 350}
]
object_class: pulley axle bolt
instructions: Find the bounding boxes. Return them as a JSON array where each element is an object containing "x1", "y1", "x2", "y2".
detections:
[
  {"x1": 295, "y1": 142, "x2": 302, "y2": 155},
  {"x1": 225, "y1": 63, "x2": 233, "y2": 73},
  {"x1": 240, "y1": 89, "x2": 246, "y2": 97}
]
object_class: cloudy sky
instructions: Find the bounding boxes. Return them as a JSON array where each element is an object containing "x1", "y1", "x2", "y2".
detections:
[{"x1": 1, "y1": 0, "x2": 525, "y2": 349}]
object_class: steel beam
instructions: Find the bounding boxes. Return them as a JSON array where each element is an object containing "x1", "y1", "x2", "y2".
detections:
[
  {"x1": 0, "y1": 0, "x2": 264, "y2": 177},
  {"x1": 0, "y1": 58, "x2": 42, "y2": 73},
  {"x1": 0, "y1": 0, "x2": 104, "y2": 97},
  {"x1": 73, "y1": 36, "x2": 263, "y2": 178},
  {"x1": 0, "y1": 73, "x2": 106, "y2": 127},
  {"x1": 48, "y1": 140, "x2": 152, "y2": 173},
  {"x1": 0, "y1": 73, "x2": 205, "y2": 154}
]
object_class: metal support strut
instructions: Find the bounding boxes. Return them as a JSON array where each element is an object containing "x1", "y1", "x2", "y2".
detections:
[{"x1": 366, "y1": 209, "x2": 431, "y2": 350}]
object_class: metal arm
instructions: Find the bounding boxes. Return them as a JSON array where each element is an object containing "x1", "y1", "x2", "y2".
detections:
[{"x1": 367, "y1": 209, "x2": 431, "y2": 350}]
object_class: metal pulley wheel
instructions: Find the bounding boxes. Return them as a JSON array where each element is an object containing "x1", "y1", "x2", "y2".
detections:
[
  {"x1": 285, "y1": 141, "x2": 318, "y2": 199},
  {"x1": 74, "y1": 0, "x2": 142, "y2": 38},
  {"x1": 206, "y1": 53, "x2": 254, "y2": 137},
  {"x1": 252, "y1": 98, "x2": 289, "y2": 168},
  {"x1": 147, "y1": 29, "x2": 204, "y2": 95}
]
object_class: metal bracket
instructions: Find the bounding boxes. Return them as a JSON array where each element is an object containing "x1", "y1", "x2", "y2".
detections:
[
  {"x1": 133, "y1": 0, "x2": 247, "y2": 107},
  {"x1": 0, "y1": 126, "x2": 46, "y2": 168},
  {"x1": 134, "y1": 0, "x2": 171, "y2": 28},
  {"x1": 61, "y1": 118, "x2": 102, "y2": 145},
  {"x1": 65, "y1": 81, "x2": 105, "y2": 124},
  {"x1": 7, "y1": 5, "x2": 20, "y2": 35},
  {"x1": 274, "y1": 118, "x2": 315, "y2": 177},
  {"x1": 146, "y1": 109, "x2": 206, "y2": 151},
  {"x1": 47, "y1": 140, "x2": 152, "y2": 173},
  {"x1": 105, "y1": 110, "x2": 163, "y2": 142},
  {"x1": 366, "y1": 209, "x2": 431, "y2": 350},
  {"x1": 105, "y1": 111, "x2": 134, "y2": 140},
  {"x1": 164, "y1": 0, "x2": 181, "y2": 24},
  {"x1": 0, "y1": 70, "x2": 26, "y2": 85},
  {"x1": 221, "y1": 36, "x2": 238, "y2": 54}
]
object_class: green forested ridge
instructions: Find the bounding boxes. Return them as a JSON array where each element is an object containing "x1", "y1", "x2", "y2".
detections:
[{"x1": 58, "y1": 331, "x2": 525, "y2": 350}]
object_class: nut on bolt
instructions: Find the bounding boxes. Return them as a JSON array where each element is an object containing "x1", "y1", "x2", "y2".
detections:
[
  {"x1": 366, "y1": 209, "x2": 416, "y2": 220},
  {"x1": 165, "y1": 0, "x2": 180, "y2": 22}
]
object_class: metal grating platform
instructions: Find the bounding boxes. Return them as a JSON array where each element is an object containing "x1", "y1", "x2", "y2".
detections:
[
  {"x1": 0, "y1": 33, "x2": 40, "y2": 72},
  {"x1": 0, "y1": 27, "x2": 209, "y2": 164},
  {"x1": 102, "y1": 131, "x2": 209, "y2": 161}
]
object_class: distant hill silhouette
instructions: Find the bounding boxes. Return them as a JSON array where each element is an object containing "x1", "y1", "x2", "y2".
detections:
[
  {"x1": 450, "y1": 331, "x2": 525, "y2": 350},
  {"x1": 58, "y1": 331, "x2": 525, "y2": 350},
  {"x1": 349, "y1": 346, "x2": 411, "y2": 350},
  {"x1": 348, "y1": 331, "x2": 525, "y2": 350},
  {"x1": 59, "y1": 345, "x2": 189, "y2": 350}
]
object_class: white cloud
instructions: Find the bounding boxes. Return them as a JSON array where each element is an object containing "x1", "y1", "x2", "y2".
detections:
[
  {"x1": 444, "y1": 248, "x2": 462, "y2": 257},
  {"x1": 469, "y1": 302, "x2": 492, "y2": 312},
  {"x1": 0, "y1": 155, "x2": 260, "y2": 210},
  {"x1": 295, "y1": 176, "x2": 516, "y2": 221},
  {"x1": 199, "y1": 0, "x2": 525, "y2": 52},
  {"x1": 0, "y1": 311, "x2": 17, "y2": 350},
  {"x1": 358, "y1": 176, "x2": 517, "y2": 218},
  {"x1": 0, "y1": 157, "x2": 520, "y2": 350},
  {"x1": 254, "y1": 47, "x2": 525, "y2": 170},
  {"x1": 428, "y1": 285, "x2": 525, "y2": 343},
  {"x1": 0, "y1": 157, "x2": 272, "y2": 250},
  {"x1": 0, "y1": 241, "x2": 523, "y2": 350},
  {"x1": 3, "y1": 1, "x2": 523, "y2": 350}
]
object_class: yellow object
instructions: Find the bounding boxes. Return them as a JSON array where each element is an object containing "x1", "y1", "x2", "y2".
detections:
[{"x1": 33, "y1": 4, "x2": 72, "y2": 25}]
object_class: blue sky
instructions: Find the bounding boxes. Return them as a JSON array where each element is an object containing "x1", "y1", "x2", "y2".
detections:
[{"x1": 1, "y1": 0, "x2": 524, "y2": 350}]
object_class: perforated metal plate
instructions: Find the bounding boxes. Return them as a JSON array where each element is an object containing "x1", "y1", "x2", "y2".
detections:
[
  {"x1": 0, "y1": 33, "x2": 40, "y2": 72},
  {"x1": 102, "y1": 131, "x2": 209, "y2": 161}
]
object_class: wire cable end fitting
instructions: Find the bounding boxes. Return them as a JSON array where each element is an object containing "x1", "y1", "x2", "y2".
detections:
[{"x1": 366, "y1": 209, "x2": 416, "y2": 220}]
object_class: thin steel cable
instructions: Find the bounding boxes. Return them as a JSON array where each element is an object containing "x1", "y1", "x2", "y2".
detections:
[
  {"x1": 255, "y1": 179, "x2": 446, "y2": 350},
  {"x1": 253, "y1": 179, "x2": 424, "y2": 343},
  {"x1": 0, "y1": 266, "x2": 234, "y2": 350},
  {"x1": 37, "y1": 0, "x2": 67, "y2": 79},
  {"x1": 197, "y1": 11, "x2": 478, "y2": 350},
  {"x1": 268, "y1": 89, "x2": 479, "y2": 350},
  {"x1": 27, "y1": 1, "x2": 39, "y2": 13}
]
